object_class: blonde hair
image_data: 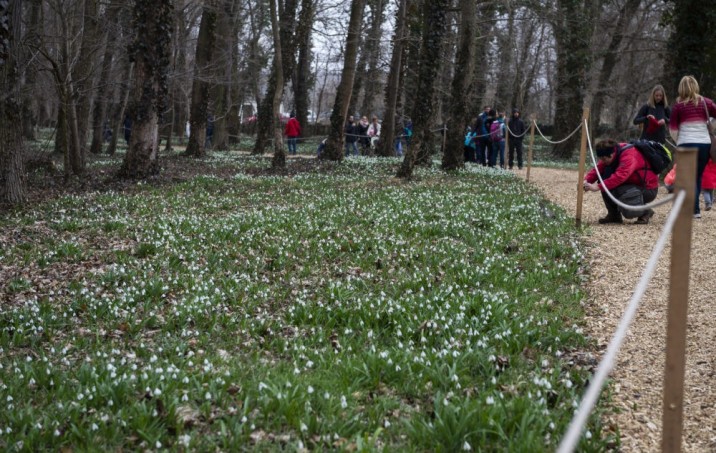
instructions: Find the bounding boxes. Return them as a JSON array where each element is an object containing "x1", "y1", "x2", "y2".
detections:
[
  {"x1": 677, "y1": 75, "x2": 701, "y2": 106},
  {"x1": 648, "y1": 84, "x2": 668, "y2": 108}
]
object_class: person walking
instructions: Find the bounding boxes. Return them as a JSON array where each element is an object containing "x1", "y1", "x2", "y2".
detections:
[
  {"x1": 284, "y1": 112, "x2": 301, "y2": 155},
  {"x1": 668, "y1": 75, "x2": 716, "y2": 219},
  {"x1": 583, "y1": 139, "x2": 659, "y2": 224},
  {"x1": 357, "y1": 116, "x2": 370, "y2": 155},
  {"x1": 507, "y1": 108, "x2": 527, "y2": 169},
  {"x1": 489, "y1": 112, "x2": 505, "y2": 168},
  {"x1": 633, "y1": 84, "x2": 670, "y2": 144},
  {"x1": 367, "y1": 116, "x2": 381, "y2": 151}
]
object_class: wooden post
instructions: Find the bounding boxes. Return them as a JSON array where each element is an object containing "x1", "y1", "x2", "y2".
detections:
[
  {"x1": 661, "y1": 147, "x2": 697, "y2": 453},
  {"x1": 504, "y1": 117, "x2": 510, "y2": 169},
  {"x1": 575, "y1": 107, "x2": 590, "y2": 227},
  {"x1": 526, "y1": 115, "x2": 536, "y2": 182}
]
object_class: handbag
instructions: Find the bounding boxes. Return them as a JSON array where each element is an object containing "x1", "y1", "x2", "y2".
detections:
[{"x1": 702, "y1": 99, "x2": 716, "y2": 161}]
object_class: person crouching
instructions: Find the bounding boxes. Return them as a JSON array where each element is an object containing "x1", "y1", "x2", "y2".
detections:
[{"x1": 583, "y1": 139, "x2": 659, "y2": 224}]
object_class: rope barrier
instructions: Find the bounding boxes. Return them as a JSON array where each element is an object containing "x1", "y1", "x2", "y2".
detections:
[
  {"x1": 557, "y1": 188, "x2": 686, "y2": 453},
  {"x1": 504, "y1": 122, "x2": 530, "y2": 138},
  {"x1": 533, "y1": 120, "x2": 582, "y2": 144},
  {"x1": 584, "y1": 121, "x2": 674, "y2": 211}
]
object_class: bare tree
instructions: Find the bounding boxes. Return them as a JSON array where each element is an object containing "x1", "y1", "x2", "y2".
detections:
[
  {"x1": 293, "y1": 0, "x2": 316, "y2": 131},
  {"x1": 269, "y1": 0, "x2": 286, "y2": 168},
  {"x1": 0, "y1": 0, "x2": 25, "y2": 205},
  {"x1": 185, "y1": 1, "x2": 218, "y2": 158},
  {"x1": 397, "y1": 0, "x2": 449, "y2": 178},
  {"x1": 321, "y1": 0, "x2": 366, "y2": 161},
  {"x1": 119, "y1": 0, "x2": 173, "y2": 178},
  {"x1": 443, "y1": 0, "x2": 477, "y2": 171},
  {"x1": 377, "y1": 0, "x2": 407, "y2": 158}
]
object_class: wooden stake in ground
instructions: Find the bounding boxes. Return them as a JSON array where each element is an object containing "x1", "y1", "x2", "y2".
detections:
[
  {"x1": 662, "y1": 147, "x2": 697, "y2": 453},
  {"x1": 575, "y1": 107, "x2": 590, "y2": 227},
  {"x1": 526, "y1": 115, "x2": 536, "y2": 182}
]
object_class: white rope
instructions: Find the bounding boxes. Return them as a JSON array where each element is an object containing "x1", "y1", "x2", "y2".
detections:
[
  {"x1": 585, "y1": 120, "x2": 675, "y2": 210},
  {"x1": 665, "y1": 137, "x2": 678, "y2": 149},
  {"x1": 557, "y1": 188, "x2": 686, "y2": 453},
  {"x1": 533, "y1": 120, "x2": 582, "y2": 144},
  {"x1": 504, "y1": 122, "x2": 530, "y2": 138}
]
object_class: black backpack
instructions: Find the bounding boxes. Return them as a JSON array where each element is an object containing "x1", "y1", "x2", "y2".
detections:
[{"x1": 628, "y1": 139, "x2": 672, "y2": 174}]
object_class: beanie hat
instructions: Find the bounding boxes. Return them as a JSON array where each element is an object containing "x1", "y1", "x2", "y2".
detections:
[
  {"x1": 596, "y1": 145, "x2": 616, "y2": 157},
  {"x1": 646, "y1": 116, "x2": 660, "y2": 134}
]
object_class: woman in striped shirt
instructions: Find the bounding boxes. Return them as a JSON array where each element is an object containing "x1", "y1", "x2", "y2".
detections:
[{"x1": 669, "y1": 75, "x2": 716, "y2": 218}]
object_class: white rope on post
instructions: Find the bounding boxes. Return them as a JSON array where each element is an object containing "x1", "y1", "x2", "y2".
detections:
[
  {"x1": 504, "y1": 122, "x2": 530, "y2": 139},
  {"x1": 533, "y1": 121, "x2": 583, "y2": 144},
  {"x1": 557, "y1": 188, "x2": 687, "y2": 453},
  {"x1": 584, "y1": 122, "x2": 675, "y2": 211}
]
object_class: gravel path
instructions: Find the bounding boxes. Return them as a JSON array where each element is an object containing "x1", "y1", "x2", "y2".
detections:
[{"x1": 521, "y1": 167, "x2": 716, "y2": 452}]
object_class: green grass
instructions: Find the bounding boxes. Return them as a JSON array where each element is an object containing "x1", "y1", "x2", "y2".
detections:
[{"x1": 0, "y1": 156, "x2": 614, "y2": 451}]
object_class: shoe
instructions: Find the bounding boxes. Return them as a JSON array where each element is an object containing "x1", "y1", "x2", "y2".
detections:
[
  {"x1": 706, "y1": 203, "x2": 712, "y2": 211},
  {"x1": 598, "y1": 214, "x2": 623, "y2": 224},
  {"x1": 694, "y1": 213, "x2": 702, "y2": 219},
  {"x1": 634, "y1": 209, "x2": 654, "y2": 225}
]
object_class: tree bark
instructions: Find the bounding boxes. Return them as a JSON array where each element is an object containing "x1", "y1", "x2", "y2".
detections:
[
  {"x1": 0, "y1": 0, "x2": 25, "y2": 205},
  {"x1": 294, "y1": 0, "x2": 315, "y2": 131},
  {"x1": 89, "y1": 3, "x2": 120, "y2": 155},
  {"x1": 321, "y1": 0, "x2": 366, "y2": 161},
  {"x1": 397, "y1": 0, "x2": 449, "y2": 178},
  {"x1": 377, "y1": 0, "x2": 406, "y2": 158},
  {"x1": 359, "y1": 0, "x2": 387, "y2": 118},
  {"x1": 443, "y1": 0, "x2": 477, "y2": 171},
  {"x1": 269, "y1": 0, "x2": 286, "y2": 169},
  {"x1": 119, "y1": 0, "x2": 173, "y2": 179},
  {"x1": 185, "y1": 1, "x2": 218, "y2": 158},
  {"x1": 74, "y1": 0, "x2": 102, "y2": 159}
]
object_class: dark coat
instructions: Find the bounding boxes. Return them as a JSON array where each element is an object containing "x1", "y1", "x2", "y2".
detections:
[{"x1": 633, "y1": 102, "x2": 670, "y2": 143}]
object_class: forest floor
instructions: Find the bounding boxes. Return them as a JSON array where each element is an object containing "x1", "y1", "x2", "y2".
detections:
[{"x1": 524, "y1": 166, "x2": 716, "y2": 452}]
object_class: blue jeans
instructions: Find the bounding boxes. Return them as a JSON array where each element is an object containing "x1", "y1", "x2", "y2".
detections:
[
  {"x1": 490, "y1": 141, "x2": 505, "y2": 167},
  {"x1": 345, "y1": 141, "x2": 358, "y2": 157},
  {"x1": 680, "y1": 143, "x2": 711, "y2": 214},
  {"x1": 287, "y1": 137, "x2": 298, "y2": 155}
]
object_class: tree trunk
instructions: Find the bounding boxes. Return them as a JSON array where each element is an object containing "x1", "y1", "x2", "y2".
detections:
[
  {"x1": 185, "y1": 2, "x2": 218, "y2": 158},
  {"x1": 590, "y1": 0, "x2": 640, "y2": 128},
  {"x1": 359, "y1": 0, "x2": 387, "y2": 117},
  {"x1": 397, "y1": 0, "x2": 449, "y2": 178},
  {"x1": 321, "y1": 0, "x2": 366, "y2": 161},
  {"x1": 89, "y1": 4, "x2": 120, "y2": 155},
  {"x1": 551, "y1": 0, "x2": 597, "y2": 159},
  {"x1": 120, "y1": 1, "x2": 172, "y2": 179},
  {"x1": 443, "y1": 0, "x2": 476, "y2": 171},
  {"x1": 377, "y1": 0, "x2": 406, "y2": 158},
  {"x1": 21, "y1": 0, "x2": 41, "y2": 142},
  {"x1": 294, "y1": 0, "x2": 315, "y2": 130},
  {"x1": 269, "y1": 0, "x2": 286, "y2": 169},
  {"x1": 74, "y1": 0, "x2": 102, "y2": 159},
  {"x1": 0, "y1": 0, "x2": 25, "y2": 205},
  {"x1": 253, "y1": 0, "x2": 298, "y2": 155}
]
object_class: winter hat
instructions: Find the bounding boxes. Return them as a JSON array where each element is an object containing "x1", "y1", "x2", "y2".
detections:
[
  {"x1": 646, "y1": 116, "x2": 660, "y2": 134},
  {"x1": 596, "y1": 145, "x2": 616, "y2": 157}
]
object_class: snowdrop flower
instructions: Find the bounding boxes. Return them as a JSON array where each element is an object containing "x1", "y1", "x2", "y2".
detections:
[
  {"x1": 300, "y1": 422, "x2": 308, "y2": 432},
  {"x1": 341, "y1": 395, "x2": 348, "y2": 409},
  {"x1": 485, "y1": 396, "x2": 495, "y2": 405},
  {"x1": 463, "y1": 441, "x2": 472, "y2": 451},
  {"x1": 307, "y1": 385, "x2": 314, "y2": 394}
]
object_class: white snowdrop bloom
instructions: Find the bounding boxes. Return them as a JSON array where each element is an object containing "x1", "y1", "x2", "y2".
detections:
[
  {"x1": 241, "y1": 416, "x2": 247, "y2": 423},
  {"x1": 564, "y1": 379, "x2": 573, "y2": 389},
  {"x1": 549, "y1": 422, "x2": 555, "y2": 430},
  {"x1": 384, "y1": 419, "x2": 391, "y2": 428},
  {"x1": 179, "y1": 434, "x2": 191, "y2": 447},
  {"x1": 485, "y1": 396, "x2": 495, "y2": 405},
  {"x1": 307, "y1": 386, "x2": 314, "y2": 394},
  {"x1": 341, "y1": 395, "x2": 348, "y2": 409},
  {"x1": 182, "y1": 377, "x2": 189, "y2": 384},
  {"x1": 585, "y1": 431, "x2": 592, "y2": 439},
  {"x1": 205, "y1": 392, "x2": 211, "y2": 400},
  {"x1": 91, "y1": 423, "x2": 98, "y2": 431},
  {"x1": 154, "y1": 388, "x2": 162, "y2": 396},
  {"x1": 258, "y1": 382, "x2": 268, "y2": 391},
  {"x1": 323, "y1": 392, "x2": 330, "y2": 400},
  {"x1": 463, "y1": 441, "x2": 472, "y2": 451},
  {"x1": 155, "y1": 441, "x2": 162, "y2": 449},
  {"x1": 54, "y1": 429, "x2": 61, "y2": 436},
  {"x1": 300, "y1": 422, "x2": 308, "y2": 432}
]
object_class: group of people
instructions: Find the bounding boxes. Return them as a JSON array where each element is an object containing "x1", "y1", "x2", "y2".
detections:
[
  {"x1": 583, "y1": 75, "x2": 716, "y2": 225},
  {"x1": 464, "y1": 106, "x2": 527, "y2": 169},
  {"x1": 343, "y1": 115, "x2": 383, "y2": 156}
]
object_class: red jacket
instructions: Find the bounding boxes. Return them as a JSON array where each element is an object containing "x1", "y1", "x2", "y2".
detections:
[
  {"x1": 666, "y1": 160, "x2": 716, "y2": 189},
  {"x1": 585, "y1": 143, "x2": 659, "y2": 191},
  {"x1": 284, "y1": 117, "x2": 301, "y2": 138}
]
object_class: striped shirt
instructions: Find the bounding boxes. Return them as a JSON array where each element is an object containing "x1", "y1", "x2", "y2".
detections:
[{"x1": 669, "y1": 96, "x2": 716, "y2": 145}]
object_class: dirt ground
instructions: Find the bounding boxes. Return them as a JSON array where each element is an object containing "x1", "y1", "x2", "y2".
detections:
[{"x1": 523, "y1": 167, "x2": 716, "y2": 452}]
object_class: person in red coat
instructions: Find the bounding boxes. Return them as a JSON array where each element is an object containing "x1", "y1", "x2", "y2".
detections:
[
  {"x1": 664, "y1": 160, "x2": 716, "y2": 210},
  {"x1": 583, "y1": 139, "x2": 659, "y2": 224},
  {"x1": 284, "y1": 112, "x2": 301, "y2": 155}
]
